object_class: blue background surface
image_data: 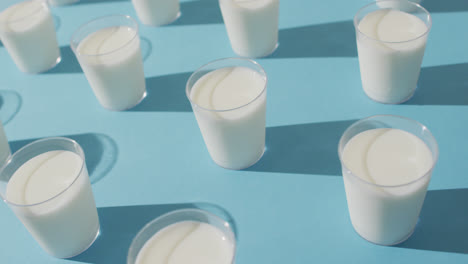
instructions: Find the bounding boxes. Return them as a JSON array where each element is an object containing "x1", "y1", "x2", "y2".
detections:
[{"x1": 1, "y1": 0, "x2": 468, "y2": 263}]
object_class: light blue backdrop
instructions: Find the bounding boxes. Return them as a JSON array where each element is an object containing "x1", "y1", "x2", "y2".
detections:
[{"x1": 0, "y1": 0, "x2": 467, "y2": 263}]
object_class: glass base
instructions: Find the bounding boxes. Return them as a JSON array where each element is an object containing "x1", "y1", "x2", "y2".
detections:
[
  {"x1": 63, "y1": 224, "x2": 101, "y2": 259},
  {"x1": 364, "y1": 88, "x2": 416, "y2": 105},
  {"x1": 142, "y1": 11, "x2": 181, "y2": 27},
  {"x1": 353, "y1": 225, "x2": 416, "y2": 246},
  {"x1": 25, "y1": 55, "x2": 62, "y2": 75},
  {"x1": 104, "y1": 90, "x2": 148, "y2": 111},
  {"x1": 213, "y1": 146, "x2": 266, "y2": 170},
  {"x1": 234, "y1": 42, "x2": 279, "y2": 59}
]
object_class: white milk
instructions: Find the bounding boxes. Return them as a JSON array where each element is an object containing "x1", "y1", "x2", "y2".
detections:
[
  {"x1": 76, "y1": 26, "x2": 146, "y2": 111},
  {"x1": 6, "y1": 150, "x2": 99, "y2": 258},
  {"x1": 0, "y1": 121, "x2": 11, "y2": 166},
  {"x1": 48, "y1": 0, "x2": 79, "y2": 6},
  {"x1": 219, "y1": 0, "x2": 279, "y2": 58},
  {"x1": 0, "y1": 0, "x2": 60, "y2": 73},
  {"x1": 131, "y1": 0, "x2": 179, "y2": 26},
  {"x1": 135, "y1": 221, "x2": 235, "y2": 264},
  {"x1": 341, "y1": 128, "x2": 433, "y2": 245},
  {"x1": 190, "y1": 66, "x2": 266, "y2": 170},
  {"x1": 356, "y1": 9, "x2": 428, "y2": 104}
]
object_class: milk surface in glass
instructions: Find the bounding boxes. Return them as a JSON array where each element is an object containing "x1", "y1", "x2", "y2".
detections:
[
  {"x1": 76, "y1": 26, "x2": 146, "y2": 111},
  {"x1": 356, "y1": 7, "x2": 429, "y2": 103},
  {"x1": 341, "y1": 128, "x2": 433, "y2": 245},
  {"x1": 190, "y1": 66, "x2": 266, "y2": 170},
  {"x1": 131, "y1": 0, "x2": 179, "y2": 26},
  {"x1": 5, "y1": 150, "x2": 99, "y2": 258},
  {"x1": 135, "y1": 221, "x2": 235, "y2": 264},
  {"x1": 219, "y1": 0, "x2": 279, "y2": 58},
  {"x1": 0, "y1": 0, "x2": 60, "y2": 73}
]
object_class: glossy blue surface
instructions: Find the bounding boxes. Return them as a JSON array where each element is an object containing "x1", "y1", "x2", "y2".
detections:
[{"x1": 0, "y1": 0, "x2": 467, "y2": 263}]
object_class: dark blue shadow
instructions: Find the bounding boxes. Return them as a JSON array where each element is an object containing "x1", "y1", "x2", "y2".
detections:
[
  {"x1": 267, "y1": 21, "x2": 357, "y2": 59},
  {"x1": 0, "y1": 90, "x2": 22, "y2": 125},
  {"x1": 406, "y1": 63, "x2": 468, "y2": 105},
  {"x1": 76, "y1": 0, "x2": 128, "y2": 4},
  {"x1": 9, "y1": 133, "x2": 118, "y2": 184},
  {"x1": 69, "y1": 203, "x2": 237, "y2": 264},
  {"x1": 422, "y1": 0, "x2": 468, "y2": 13},
  {"x1": 397, "y1": 188, "x2": 468, "y2": 254},
  {"x1": 170, "y1": 0, "x2": 223, "y2": 26},
  {"x1": 43, "y1": 46, "x2": 83, "y2": 74},
  {"x1": 128, "y1": 72, "x2": 192, "y2": 112},
  {"x1": 246, "y1": 120, "x2": 357, "y2": 176}
]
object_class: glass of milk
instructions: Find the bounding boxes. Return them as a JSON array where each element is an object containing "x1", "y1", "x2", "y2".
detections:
[
  {"x1": 131, "y1": 0, "x2": 180, "y2": 26},
  {"x1": 219, "y1": 0, "x2": 279, "y2": 58},
  {"x1": 71, "y1": 15, "x2": 147, "y2": 111},
  {"x1": 186, "y1": 58, "x2": 267, "y2": 170},
  {"x1": 0, "y1": 137, "x2": 100, "y2": 258},
  {"x1": 0, "y1": 0, "x2": 61, "y2": 73},
  {"x1": 354, "y1": 0, "x2": 432, "y2": 104},
  {"x1": 127, "y1": 208, "x2": 236, "y2": 264},
  {"x1": 338, "y1": 115, "x2": 438, "y2": 245}
]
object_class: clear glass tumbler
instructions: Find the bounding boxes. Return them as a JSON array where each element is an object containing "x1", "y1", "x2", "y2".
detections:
[
  {"x1": 219, "y1": 0, "x2": 279, "y2": 58},
  {"x1": 131, "y1": 0, "x2": 180, "y2": 26},
  {"x1": 128, "y1": 208, "x2": 236, "y2": 264},
  {"x1": 0, "y1": 137, "x2": 100, "y2": 258},
  {"x1": 71, "y1": 15, "x2": 146, "y2": 111},
  {"x1": 186, "y1": 57, "x2": 267, "y2": 170},
  {"x1": 355, "y1": 0, "x2": 431, "y2": 104},
  {"x1": 338, "y1": 115, "x2": 438, "y2": 245},
  {"x1": 0, "y1": 0, "x2": 61, "y2": 73}
]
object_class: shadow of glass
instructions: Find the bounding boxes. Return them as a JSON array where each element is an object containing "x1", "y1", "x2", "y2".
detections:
[
  {"x1": 69, "y1": 202, "x2": 236, "y2": 263},
  {"x1": 9, "y1": 133, "x2": 118, "y2": 184},
  {"x1": 75, "y1": 0, "x2": 128, "y2": 4},
  {"x1": 267, "y1": 21, "x2": 357, "y2": 59},
  {"x1": 170, "y1": 0, "x2": 223, "y2": 26},
  {"x1": 396, "y1": 188, "x2": 468, "y2": 254},
  {"x1": 128, "y1": 72, "x2": 193, "y2": 112},
  {"x1": 246, "y1": 120, "x2": 357, "y2": 176},
  {"x1": 422, "y1": 0, "x2": 468, "y2": 12},
  {"x1": 406, "y1": 63, "x2": 468, "y2": 105},
  {"x1": 0, "y1": 90, "x2": 22, "y2": 125},
  {"x1": 43, "y1": 45, "x2": 83, "y2": 74}
]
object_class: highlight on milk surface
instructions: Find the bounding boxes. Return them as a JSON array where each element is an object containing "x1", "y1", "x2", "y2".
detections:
[
  {"x1": 0, "y1": 0, "x2": 61, "y2": 73},
  {"x1": 127, "y1": 209, "x2": 236, "y2": 264},
  {"x1": 354, "y1": 0, "x2": 431, "y2": 104},
  {"x1": 219, "y1": 0, "x2": 279, "y2": 58},
  {"x1": 0, "y1": 137, "x2": 100, "y2": 258},
  {"x1": 186, "y1": 58, "x2": 267, "y2": 170},
  {"x1": 71, "y1": 15, "x2": 146, "y2": 111},
  {"x1": 48, "y1": 0, "x2": 79, "y2": 6},
  {"x1": 131, "y1": 0, "x2": 180, "y2": 26},
  {"x1": 338, "y1": 115, "x2": 438, "y2": 245}
]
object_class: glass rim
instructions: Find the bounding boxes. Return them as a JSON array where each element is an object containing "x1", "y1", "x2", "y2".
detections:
[
  {"x1": 185, "y1": 57, "x2": 268, "y2": 113},
  {"x1": 338, "y1": 114, "x2": 439, "y2": 188},
  {"x1": 128, "y1": 208, "x2": 236, "y2": 264},
  {"x1": 0, "y1": 0, "x2": 48, "y2": 25},
  {"x1": 353, "y1": 0, "x2": 432, "y2": 45},
  {"x1": 0, "y1": 137, "x2": 86, "y2": 207},
  {"x1": 70, "y1": 14, "x2": 139, "y2": 57}
]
